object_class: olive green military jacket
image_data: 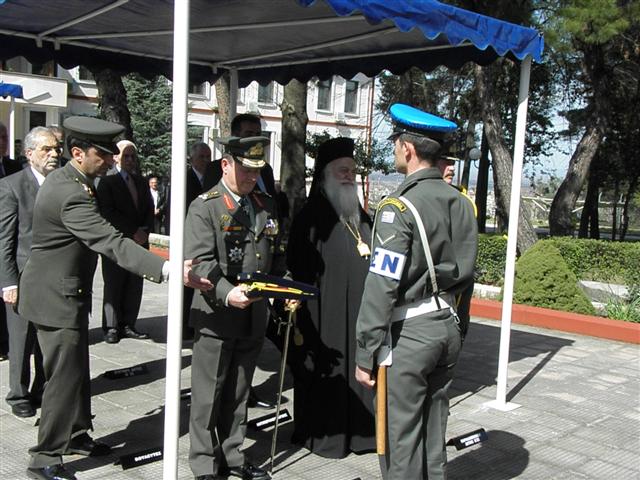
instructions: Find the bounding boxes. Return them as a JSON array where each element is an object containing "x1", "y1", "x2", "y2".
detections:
[
  {"x1": 355, "y1": 167, "x2": 478, "y2": 370},
  {"x1": 185, "y1": 182, "x2": 286, "y2": 339},
  {"x1": 19, "y1": 162, "x2": 165, "y2": 329}
]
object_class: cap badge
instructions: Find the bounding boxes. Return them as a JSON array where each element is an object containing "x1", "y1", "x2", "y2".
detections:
[{"x1": 247, "y1": 142, "x2": 264, "y2": 157}]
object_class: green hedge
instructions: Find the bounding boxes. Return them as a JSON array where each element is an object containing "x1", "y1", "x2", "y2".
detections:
[
  {"x1": 477, "y1": 234, "x2": 507, "y2": 285},
  {"x1": 476, "y1": 235, "x2": 640, "y2": 288},
  {"x1": 512, "y1": 242, "x2": 596, "y2": 315}
]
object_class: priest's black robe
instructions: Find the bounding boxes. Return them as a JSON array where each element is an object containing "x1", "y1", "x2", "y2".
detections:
[{"x1": 286, "y1": 193, "x2": 375, "y2": 459}]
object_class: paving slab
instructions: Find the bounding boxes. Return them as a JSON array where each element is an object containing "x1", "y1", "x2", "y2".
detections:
[{"x1": 1, "y1": 261, "x2": 639, "y2": 479}]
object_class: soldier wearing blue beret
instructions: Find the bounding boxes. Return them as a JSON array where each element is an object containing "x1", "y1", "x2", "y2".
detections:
[{"x1": 355, "y1": 104, "x2": 478, "y2": 479}]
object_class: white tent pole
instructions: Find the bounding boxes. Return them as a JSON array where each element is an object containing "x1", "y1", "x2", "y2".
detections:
[
  {"x1": 229, "y1": 68, "x2": 238, "y2": 120},
  {"x1": 9, "y1": 96, "x2": 16, "y2": 159},
  {"x1": 163, "y1": 0, "x2": 189, "y2": 477},
  {"x1": 486, "y1": 55, "x2": 532, "y2": 412}
]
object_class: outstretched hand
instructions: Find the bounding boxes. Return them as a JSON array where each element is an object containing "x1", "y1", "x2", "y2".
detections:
[{"x1": 183, "y1": 259, "x2": 214, "y2": 291}]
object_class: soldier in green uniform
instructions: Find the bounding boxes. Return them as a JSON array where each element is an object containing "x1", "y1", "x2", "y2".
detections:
[
  {"x1": 185, "y1": 136, "x2": 287, "y2": 480},
  {"x1": 355, "y1": 104, "x2": 478, "y2": 480},
  {"x1": 18, "y1": 117, "x2": 173, "y2": 480}
]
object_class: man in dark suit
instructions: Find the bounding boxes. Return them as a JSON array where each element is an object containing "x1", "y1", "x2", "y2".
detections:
[
  {"x1": 18, "y1": 117, "x2": 168, "y2": 480},
  {"x1": 0, "y1": 127, "x2": 59, "y2": 418},
  {"x1": 148, "y1": 175, "x2": 166, "y2": 233},
  {"x1": 0, "y1": 120, "x2": 22, "y2": 361},
  {"x1": 97, "y1": 140, "x2": 155, "y2": 344},
  {"x1": 185, "y1": 136, "x2": 288, "y2": 480},
  {"x1": 169, "y1": 141, "x2": 219, "y2": 340}
]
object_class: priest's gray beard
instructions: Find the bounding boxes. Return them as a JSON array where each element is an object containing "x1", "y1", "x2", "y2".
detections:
[{"x1": 322, "y1": 171, "x2": 361, "y2": 225}]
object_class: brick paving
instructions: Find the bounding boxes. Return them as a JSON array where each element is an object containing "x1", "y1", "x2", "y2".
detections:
[{"x1": 1, "y1": 262, "x2": 638, "y2": 479}]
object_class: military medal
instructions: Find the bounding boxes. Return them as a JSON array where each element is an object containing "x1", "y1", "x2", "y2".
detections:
[
  {"x1": 228, "y1": 247, "x2": 244, "y2": 263},
  {"x1": 264, "y1": 218, "x2": 279, "y2": 236}
]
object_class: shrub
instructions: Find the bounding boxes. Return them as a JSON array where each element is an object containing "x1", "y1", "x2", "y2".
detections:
[
  {"x1": 512, "y1": 241, "x2": 596, "y2": 315},
  {"x1": 476, "y1": 234, "x2": 507, "y2": 285},
  {"x1": 547, "y1": 237, "x2": 640, "y2": 285}
]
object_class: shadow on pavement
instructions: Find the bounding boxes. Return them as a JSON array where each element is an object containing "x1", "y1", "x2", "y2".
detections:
[
  {"x1": 91, "y1": 355, "x2": 192, "y2": 397},
  {"x1": 66, "y1": 402, "x2": 190, "y2": 475},
  {"x1": 448, "y1": 430, "x2": 528, "y2": 479},
  {"x1": 450, "y1": 322, "x2": 574, "y2": 402}
]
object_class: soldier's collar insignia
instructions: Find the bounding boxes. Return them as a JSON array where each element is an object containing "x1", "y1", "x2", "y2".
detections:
[{"x1": 223, "y1": 193, "x2": 235, "y2": 210}]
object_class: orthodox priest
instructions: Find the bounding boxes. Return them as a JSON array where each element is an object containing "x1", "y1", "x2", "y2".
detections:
[{"x1": 287, "y1": 137, "x2": 375, "y2": 458}]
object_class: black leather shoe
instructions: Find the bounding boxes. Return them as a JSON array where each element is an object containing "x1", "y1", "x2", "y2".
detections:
[
  {"x1": 12, "y1": 402, "x2": 36, "y2": 418},
  {"x1": 123, "y1": 326, "x2": 149, "y2": 340},
  {"x1": 27, "y1": 464, "x2": 77, "y2": 480},
  {"x1": 195, "y1": 475, "x2": 219, "y2": 480},
  {"x1": 226, "y1": 463, "x2": 271, "y2": 480},
  {"x1": 66, "y1": 434, "x2": 111, "y2": 456},
  {"x1": 247, "y1": 388, "x2": 275, "y2": 410},
  {"x1": 104, "y1": 328, "x2": 119, "y2": 344}
]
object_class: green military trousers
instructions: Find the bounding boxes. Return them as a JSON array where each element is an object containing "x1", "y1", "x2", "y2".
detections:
[{"x1": 380, "y1": 308, "x2": 462, "y2": 480}]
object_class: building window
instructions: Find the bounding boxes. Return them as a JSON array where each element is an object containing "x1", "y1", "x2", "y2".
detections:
[
  {"x1": 317, "y1": 79, "x2": 332, "y2": 111},
  {"x1": 189, "y1": 82, "x2": 207, "y2": 96},
  {"x1": 31, "y1": 61, "x2": 57, "y2": 77},
  {"x1": 29, "y1": 111, "x2": 47, "y2": 131},
  {"x1": 344, "y1": 80, "x2": 359, "y2": 114},
  {"x1": 258, "y1": 82, "x2": 274, "y2": 104},
  {"x1": 78, "y1": 66, "x2": 94, "y2": 81}
]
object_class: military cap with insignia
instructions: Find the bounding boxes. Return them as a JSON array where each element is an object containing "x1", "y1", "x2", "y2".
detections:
[
  {"x1": 219, "y1": 135, "x2": 270, "y2": 169},
  {"x1": 387, "y1": 103, "x2": 457, "y2": 156},
  {"x1": 63, "y1": 116, "x2": 125, "y2": 155}
]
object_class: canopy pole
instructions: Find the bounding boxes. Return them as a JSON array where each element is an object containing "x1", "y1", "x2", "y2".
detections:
[
  {"x1": 485, "y1": 56, "x2": 532, "y2": 412},
  {"x1": 229, "y1": 68, "x2": 238, "y2": 120},
  {"x1": 9, "y1": 96, "x2": 16, "y2": 159},
  {"x1": 163, "y1": 0, "x2": 189, "y2": 477}
]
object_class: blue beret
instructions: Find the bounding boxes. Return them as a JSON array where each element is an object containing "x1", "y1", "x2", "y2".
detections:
[{"x1": 389, "y1": 104, "x2": 457, "y2": 139}]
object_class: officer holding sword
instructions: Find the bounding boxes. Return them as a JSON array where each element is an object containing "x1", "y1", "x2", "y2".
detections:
[{"x1": 354, "y1": 104, "x2": 477, "y2": 480}]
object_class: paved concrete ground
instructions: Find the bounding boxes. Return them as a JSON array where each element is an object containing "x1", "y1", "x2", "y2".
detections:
[{"x1": 1, "y1": 263, "x2": 639, "y2": 479}]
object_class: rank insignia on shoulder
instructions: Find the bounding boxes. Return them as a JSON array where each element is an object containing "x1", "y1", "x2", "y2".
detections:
[
  {"x1": 75, "y1": 179, "x2": 95, "y2": 198},
  {"x1": 378, "y1": 197, "x2": 406, "y2": 212},
  {"x1": 199, "y1": 190, "x2": 220, "y2": 200}
]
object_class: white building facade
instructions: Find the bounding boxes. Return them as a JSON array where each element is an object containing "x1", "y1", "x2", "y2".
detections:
[{"x1": 1, "y1": 58, "x2": 374, "y2": 181}]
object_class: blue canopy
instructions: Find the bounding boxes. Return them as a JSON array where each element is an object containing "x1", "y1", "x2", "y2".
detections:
[
  {"x1": 0, "y1": 0, "x2": 543, "y2": 86},
  {"x1": 0, "y1": 82, "x2": 24, "y2": 99},
  {"x1": 302, "y1": 0, "x2": 543, "y2": 61}
]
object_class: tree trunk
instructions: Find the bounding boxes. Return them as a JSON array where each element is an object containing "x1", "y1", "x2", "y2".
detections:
[
  {"x1": 475, "y1": 64, "x2": 537, "y2": 253},
  {"x1": 549, "y1": 42, "x2": 609, "y2": 236},
  {"x1": 215, "y1": 72, "x2": 232, "y2": 137},
  {"x1": 475, "y1": 129, "x2": 490, "y2": 233},
  {"x1": 549, "y1": 122, "x2": 603, "y2": 236},
  {"x1": 619, "y1": 177, "x2": 637, "y2": 241},
  {"x1": 578, "y1": 172, "x2": 600, "y2": 239},
  {"x1": 460, "y1": 113, "x2": 478, "y2": 190},
  {"x1": 91, "y1": 68, "x2": 133, "y2": 140},
  {"x1": 280, "y1": 79, "x2": 308, "y2": 232}
]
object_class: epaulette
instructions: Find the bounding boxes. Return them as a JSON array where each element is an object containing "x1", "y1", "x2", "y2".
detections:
[
  {"x1": 377, "y1": 196, "x2": 406, "y2": 212},
  {"x1": 451, "y1": 184, "x2": 477, "y2": 217},
  {"x1": 199, "y1": 190, "x2": 220, "y2": 201},
  {"x1": 74, "y1": 178, "x2": 95, "y2": 198}
]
